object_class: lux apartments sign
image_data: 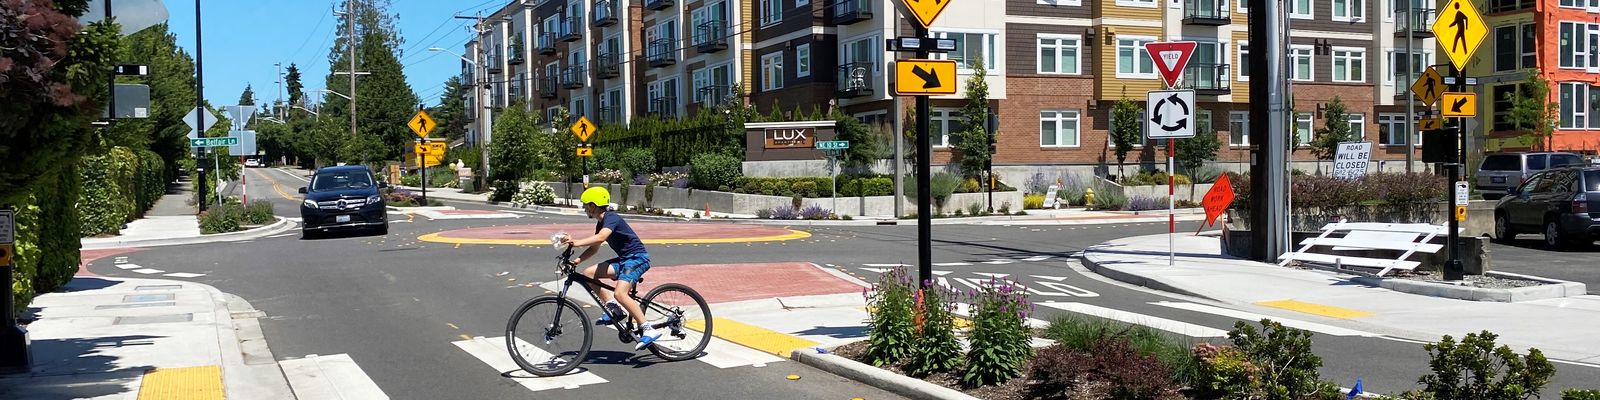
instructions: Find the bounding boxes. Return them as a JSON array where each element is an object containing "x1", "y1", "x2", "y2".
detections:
[{"x1": 764, "y1": 127, "x2": 816, "y2": 149}]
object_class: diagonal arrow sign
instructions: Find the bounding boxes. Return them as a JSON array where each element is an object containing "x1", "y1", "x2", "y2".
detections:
[
  {"x1": 1451, "y1": 97, "x2": 1469, "y2": 113},
  {"x1": 912, "y1": 66, "x2": 941, "y2": 89}
]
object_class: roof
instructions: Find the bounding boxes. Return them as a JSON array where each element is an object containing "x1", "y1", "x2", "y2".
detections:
[{"x1": 314, "y1": 165, "x2": 372, "y2": 173}]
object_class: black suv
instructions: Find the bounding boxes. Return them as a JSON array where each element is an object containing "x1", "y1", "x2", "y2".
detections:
[
  {"x1": 1493, "y1": 165, "x2": 1600, "y2": 249},
  {"x1": 299, "y1": 166, "x2": 388, "y2": 237}
]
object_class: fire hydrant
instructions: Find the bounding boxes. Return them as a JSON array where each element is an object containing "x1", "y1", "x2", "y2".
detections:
[{"x1": 1083, "y1": 187, "x2": 1096, "y2": 206}]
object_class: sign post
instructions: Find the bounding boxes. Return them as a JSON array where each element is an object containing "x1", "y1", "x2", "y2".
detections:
[
  {"x1": 571, "y1": 116, "x2": 597, "y2": 188},
  {"x1": 817, "y1": 141, "x2": 851, "y2": 213},
  {"x1": 1144, "y1": 41, "x2": 1198, "y2": 266},
  {"x1": 1432, "y1": 0, "x2": 1486, "y2": 281},
  {"x1": 0, "y1": 208, "x2": 26, "y2": 373},
  {"x1": 893, "y1": 0, "x2": 955, "y2": 289},
  {"x1": 411, "y1": 110, "x2": 436, "y2": 204}
]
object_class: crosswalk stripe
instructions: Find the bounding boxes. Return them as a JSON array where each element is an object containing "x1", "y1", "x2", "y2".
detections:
[
  {"x1": 117, "y1": 263, "x2": 142, "y2": 270},
  {"x1": 1022, "y1": 256, "x2": 1053, "y2": 262},
  {"x1": 861, "y1": 263, "x2": 906, "y2": 268},
  {"x1": 981, "y1": 260, "x2": 1014, "y2": 265},
  {"x1": 953, "y1": 303, "x2": 1049, "y2": 329},
  {"x1": 1036, "y1": 302, "x2": 1228, "y2": 338},
  {"x1": 542, "y1": 283, "x2": 790, "y2": 369},
  {"x1": 131, "y1": 268, "x2": 165, "y2": 275},
  {"x1": 452, "y1": 336, "x2": 608, "y2": 392},
  {"x1": 1032, "y1": 275, "x2": 1068, "y2": 281},
  {"x1": 163, "y1": 273, "x2": 206, "y2": 278},
  {"x1": 1148, "y1": 301, "x2": 1378, "y2": 337},
  {"x1": 278, "y1": 353, "x2": 390, "y2": 399},
  {"x1": 932, "y1": 262, "x2": 971, "y2": 267},
  {"x1": 971, "y1": 272, "x2": 1010, "y2": 279}
]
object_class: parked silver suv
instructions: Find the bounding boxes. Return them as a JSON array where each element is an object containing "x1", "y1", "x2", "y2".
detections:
[{"x1": 1477, "y1": 152, "x2": 1585, "y2": 200}]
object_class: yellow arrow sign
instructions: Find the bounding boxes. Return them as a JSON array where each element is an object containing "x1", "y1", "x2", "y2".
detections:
[
  {"x1": 408, "y1": 110, "x2": 436, "y2": 138},
  {"x1": 1411, "y1": 67, "x2": 1445, "y2": 107},
  {"x1": 1420, "y1": 117, "x2": 1445, "y2": 131},
  {"x1": 899, "y1": 0, "x2": 953, "y2": 29},
  {"x1": 894, "y1": 59, "x2": 958, "y2": 96},
  {"x1": 1442, "y1": 92, "x2": 1477, "y2": 117},
  {"x1": 576, "y1": 147, "x2": 594, "y2": 157},
  {"x1": 1433, "y1": 0, "x2": 1488, "y2": 69},
  {"x1": 570, "y1": 116, "x2": 596, "y2": 142}
]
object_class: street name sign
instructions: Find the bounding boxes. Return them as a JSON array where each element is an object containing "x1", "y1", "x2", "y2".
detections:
[
  {"x1": 815, "y1": 140, "x2": 850, "y2": 150},
  {"x1": 1433, "y1": 0, "x2": 1488, "y2": 69},
  {"x1": 1145, "y1": 90, "x2": 1196, "y2": 140},
  {"x1": 899, "y1": 0, "x2": 953, "y2": 29},
  {"x1": 189, "y1": 137, "x2": 239, "y2": 147},
  {"x1": 1143, "y1": 41, "x2": 1197, "y2": 89},
  {"x1": 894, "y1": 59, "x2": 958, "y2": 96},
  {"x1": 409, "y1": 110, "x2": 437, "y2": 138},
  {"x1": 1441, "y1": 92, "x2": 1477, "y2": 117},
  {"x1": 571, "y1": 116, "x2": 597, "y2": 142},
  {"x1": 1411, "y1": 67, "x2": 1445, "y2": 106},
  {"x1": 1332, "y1": 142, "x2": 1373, "y2": 180}
]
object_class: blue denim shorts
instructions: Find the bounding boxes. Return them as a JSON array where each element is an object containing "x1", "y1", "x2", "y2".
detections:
[{"x1": 602, "y1": 253, "x2": 651, "y2": 283}]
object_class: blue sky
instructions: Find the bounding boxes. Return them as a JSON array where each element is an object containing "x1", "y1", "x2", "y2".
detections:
[{"x1": 163, "y1": 0, "x2": 506, "y2": 109}]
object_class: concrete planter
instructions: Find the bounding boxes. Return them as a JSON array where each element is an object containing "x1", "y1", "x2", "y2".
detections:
[
  {"x1": 546, "y1": 181, "x2": 1022, "y2": 217},
  {"x1": 1351, "y1": 272, "x2": 1587, "y2": 302},
  {"x1": 1122, "y1": 183, "x2": 1216, "y2": 203}
]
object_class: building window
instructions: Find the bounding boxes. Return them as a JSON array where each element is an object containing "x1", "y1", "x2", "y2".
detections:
[
  {"x1": 1117, "y1": 37, "x2": 1157, "y2": 78},
  {"x1": 1295, "y1": 112, "x2": 1314, "y2": 146},
  {"x1": 760, "y1": 0, "x2": 782, "y2": 26},
  {"x1": 571, "y1": 97, "x2": 588, "y2": 119},
  {"x1": 1039, "y1": 0, "x2": 1083, "y2": 5},
  {"x1": 1560, "y1": 82, "x2": 1588, "y2": 129},
  {"x1": 841, "y1": 35, "x2": 881, "y2": 73},
  {"x1": 934, "y1": 31, "x2": 998, "y2": 71},
  {"x1": 1386, "y1": 50, "x2": 1429, "y2": 86},
  {"x1": 1237, "y1": 41, "x2": 1249, "y2": 81},
  {"x1": 1378, "y1": 114, "x2": 1407, "y2": 145},
  {"x1": 1590, "y1": 84, "x2": 1600, "y2": 129},
  {"x1": 1347, "y1": 113, "x2": 1366, "y2": 139},
  {"x1": 1521, "y1": 23, "x2": 1536, "y2": 68},
  {"x1": 1495, "y1": 25, "x2": 1518, "y2": 72},
  {"x1": 1290, "y1": 45, "x2": 1313, "y2": 81},
  {"x1": 1040, "y1": 110, "x2": 1081, "y2": 147},
  {"x1": 1332, "y1": 0, "x2": 1363, "y2": 21},
  {"x1": 1331, "y1": 48, "x2": 1365, "y2": 83},
  {"x1": 1559, "y1": 21, "x2": 1599, "y2": 70},
  {"x1": 1491, "y1": 84, "x2": 1516, "y2": 131},
  {"x1": 1229, "y1": 111, "x2": 1249, "y2": 145},
  {"x1": 1037, "y1": 34, "x2": 1082, "y2": 75},
  {"x1": 796, "y1": 44, "x2": 811, "y2": 77},
  {"x1": 796, "y1": 0, "x2": 808, "y2": 7},
  {"x1": 761, "y1": 52, "x2": 784, "y2": 91},
  {"x1": 930, "y1": 109, "x2": 961, "y2": 147},
  {"x1": 1290, "y1": 0, "x2": 1312, "y2": 18},
  {"x1": 1117, "y1": 0, "x2": 1157, "y2": 7}
]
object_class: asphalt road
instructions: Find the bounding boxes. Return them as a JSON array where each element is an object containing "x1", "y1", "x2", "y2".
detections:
[
  {"x1": 83, "y1": 166, "x2": 1600, "y2": 399},
  {"x1": 1486, "y1": 237, "x2": 1600, "y2": 294}
]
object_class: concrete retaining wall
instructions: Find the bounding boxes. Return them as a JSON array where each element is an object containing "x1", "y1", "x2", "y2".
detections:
[
  {"x1": 545, "y1": 181, "x2": 1021, "y2": 217},
  {"x1": 1123, "y1": 184, "x2": 1216, "y2": 203}
]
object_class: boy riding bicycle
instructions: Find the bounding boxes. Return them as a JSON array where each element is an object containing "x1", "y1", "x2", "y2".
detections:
[{"x1": 558, "y1": 187, "x2": 663, "y2": 349}]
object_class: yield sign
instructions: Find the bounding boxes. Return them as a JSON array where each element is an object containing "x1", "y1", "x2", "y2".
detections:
[
  {"x1": 899, "y1": 0, "x2": 953, "y2": 29},
  {"x1": 1143, "y1": 41, "x2": 1197, "y2": 89},
  {"x1": 1432, "y1": 0, "x2": 1487, "y2": 69}
]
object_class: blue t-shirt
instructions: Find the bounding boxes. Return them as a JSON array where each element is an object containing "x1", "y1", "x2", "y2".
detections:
[{"x1": 596, "y1": 211, "x2": 647, "y2": 256}]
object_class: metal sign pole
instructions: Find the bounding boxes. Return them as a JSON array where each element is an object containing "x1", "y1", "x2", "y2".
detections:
[
  {"x1": 1445, "y1": 66, "x2": 1466, "y2": 281},
  {"x1": 916, "y1": 23, "x2": 933, "y2": 289},
  {"x1": 0, "y1": 207, "x2": 27, "y2": 373},
  {"x1": 1169, "y1": 138, "x2": 1176, "y2": 266}
]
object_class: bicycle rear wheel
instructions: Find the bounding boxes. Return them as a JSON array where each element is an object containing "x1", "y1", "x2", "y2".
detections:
[
  {"x1": 506, "y1": 296, "x2": 592, "y2": 377},
  {"x1": 640, "y1": 283, "x2": 712, "y2": 361}
]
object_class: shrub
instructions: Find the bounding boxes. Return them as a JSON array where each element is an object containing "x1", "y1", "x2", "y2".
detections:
[
  {"x1": 592, "y1": 169, "x2": 624, "y2": 184},
  {"x1": 962, "y1": 278, "x2": 1034, "y2": 388},
  {"x1": 931, "y1": 173, "x2": 961, "y2": 213},
  {"x1": 1564, "y1": 390, "x2": 1600, "y2": 400},
  {"x1": 1093, "y1": 338, "x2": 1179, "y2": 399},
  {"x1": 1042, "y1": 314, "x2": 1197, "y2": 387},
  {"x1": 1030, "y1": 344, "x2": 1096, "y2": 398},
  {"x1": 864, "y1": 266, "x2": 917, "y2": 367},
  {"x1": 1123, "y1": 170, "x2": 1193, "y2": 186},
  {"x1": 840, "y1": 179, "x2": 862, "y2": 197},
  {"x1": 794, "y1": 180, "x2": 819, "y2": 198},
  {"x1": 428, "y1": 167, "x2": 459, "y2": 188},
  {"x1": 998, "y1": 201, "x2": 1012, "y2": 215},
  {"x1": 648, "y1": 171, "x2": 688, "y2": 187},
  {"x1": 489, "y1": 180, "x2": 519, "y2": 202},
  {"x1": 1128, "y1": 196, "x2": 1170, "y2": 211},
  {"x1": 953, "y1": 209, "x2": 964, "y2": 217},
  {"x1": 1092, "y1": 187, "x2": 1130, "y2": 211},
  {"x1": 78, "y1": 153, "x2": 132, "y2": 236},
  {"x1": 1228, "y1": 320, "x2": 1341, "y2": 400},
  {"x1": 904, "y1": 284, "x2": 963, "y2": 377},
  {"x1": 619, "y1": 147, "x2": 657, "y2": 176},
  {"x1": 513, "y1": 181, "x2": 557, "y2": 205},
  {"x1": 400, "y1": 173, "x2": 421, "y2": 187},
  {"x1": 756, "y1": 209, "x2": 774, "y2": 219},
  {"x1": 1191, "y1": 165, "x2": 1225, "y2": 184},
  {"x1": 243, "y1": 201, "x2": 276, "y2": 225},
  {"x1": 958, "y1": 177, "x2": 981, "y2": 194},
  {"x1": 799, "y1": 205, "x2": 832, "y2": 220},
  {"x1": 1025, "y1": 173, "x2": 1051, "y2": 195},
  {"x1": 1415, "y1": 330, "x2": 1555, "y2": 400},
  {"x1": 771, "y1": 206, "x2": 800, "y2": 220},
  {"x1": 1058, "y1": 173, "x2": 1087, "y2": 206},
  {"x1": 1024, "y1": 194, "x2": 1045, "y2": 209},
  {"x1": 690, "y1": 153, "x2": 743, "y2": 190},
  {"x1": 967, "y1": 202, "x2": 983, "y2": 216},
  {"x1": 860, "y1": 177, "x2": 893, "y2": 196},
  {"x1": 1191, "y1": 343, "x2": 1262, "y2": 400},
  {"x1": 199, "y1": 204, "x2": 243, "y2": 234}
]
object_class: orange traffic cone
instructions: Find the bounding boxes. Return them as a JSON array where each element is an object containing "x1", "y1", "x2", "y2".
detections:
[{"x1": 704, "y1": 203, "x2": 712, "y2": 217}]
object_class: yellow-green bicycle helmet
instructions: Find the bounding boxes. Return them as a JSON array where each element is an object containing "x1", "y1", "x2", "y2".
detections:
[{"x1": 580, "y1": 186, "x2": 610, "y2": 207}]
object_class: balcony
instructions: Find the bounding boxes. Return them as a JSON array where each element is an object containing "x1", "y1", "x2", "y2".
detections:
[
  {"x1": 648, "y1": 38, "x2": 676, "y2": 68},
  {"x1": 1180, "y1": 63, "x2": 1231, "y2": 95},
  {"x1": 597, "y1": 106, "x2": 622, "y2": 124},
  {"x1": 694, "y1": 20, "x2": 728, "y2": 54},
  {"x1": 560, "y1": 18, "x2": 582, "y2": 42},
  {"x1": 562, "y1": 66, "x2": 587, "y2": 89},
  {"x1": 646, "y1": 0, "x2": 673, "y2": 11},
  {"x1": 537, "y1": 33, "x2": 557, "y2": 55},
  {"x1": 650, "y1": 96, "x2": 678, "y2": 118},
  {"x1": 594, "y1": 52, "x2": 621, "y2": 79},
  {"x1": 1395, "y1": 8, "x2": 1435, "y2": 38},
  {"x1": 1488, "y1": 0, "x2": 1532, "y2": 12},
  {"x1": 509, "y1": 82, "x2": 524, "y2": 104},
  {"x1": 486, "y1": 53, "x2": 503, "y2": 74},
  {"x1": 508, "y1": 43, "x2": 525, "y2": 66},
  {"x1": 835, "y1": 63, "x2": 874, "y2": 98},
  {"x1": 462, "y1": 70, "x2": 477, "y2": 87},
  {"x1": 539, "y1": 76, "x2": 558, "y2": 98},
  {"x1": 1182, "y1": 0, "x2": 1230, "y2": 25},
  {"x1": 829, "y1": 0, "x2": 873, "y2": 25},
  {"x1": 698, "y1": 85, "x2": 735, "y2": 108},
  {"x1": 593, "y1": 0, "x2": 618, "y2": 27}
]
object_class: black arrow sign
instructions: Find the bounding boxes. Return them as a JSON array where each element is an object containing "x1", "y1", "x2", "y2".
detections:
[
  {"x1": 1450, "y1": 97, "x2": 1469, "y2": 113},
  {"x1": 912, "y1": 65, "x2": 941, "y2": 89}
]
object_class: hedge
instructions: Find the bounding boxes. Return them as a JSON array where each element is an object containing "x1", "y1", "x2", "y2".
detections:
[
  {"x1": 733, "y1": 177, "x2": 836, "y2": 198},
  {"x1": 9, "y1": 165, "x2": 83, "y2": 314},
  {"x1": 689, "y1": 153, "x2": 743, "y2": 191}
]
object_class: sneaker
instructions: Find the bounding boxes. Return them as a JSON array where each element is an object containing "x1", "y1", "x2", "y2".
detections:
[
  {"x1": 635, "y1": 327, "x2": 664, "y2": 350},
  {"x1": 596, "y1": 302, "x2": 626, "y2": 326}
]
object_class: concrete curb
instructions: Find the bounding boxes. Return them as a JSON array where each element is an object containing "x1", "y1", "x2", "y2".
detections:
[
  {"x1": 80, "y1": 216, "x2": 296, "y2": 250},
  {"x1": 1076, "y1": 247, "x2": 1221, "y2": 302},
  {"x1": 1352, "y1": 271, "x2": 1588, "y2": 302},
  {"x1": 197, "y1": 280, "x2": 295, "y2": 400},
  {"x1": 790, "y1": 348, "x2": 981, "y2": 400},
  {"x1": 1108, "y1": 207, "x2": 1207, "y2": 216}
]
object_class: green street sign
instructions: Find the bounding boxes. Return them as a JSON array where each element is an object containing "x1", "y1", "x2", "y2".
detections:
[
  {"x1": 815, "y1": 140, "x2": 849, "y2": 150},
  {"x1": 190, "y1": 137, "x2": 239, "y2": 147}
]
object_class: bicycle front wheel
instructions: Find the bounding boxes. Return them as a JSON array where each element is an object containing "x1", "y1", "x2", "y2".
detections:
[
  {"x1": 640, "y1": 283, "x2": 712, "y2": 361},
  {"x1": 506, "y1": 296, "x2": 592, "y2": 377}
]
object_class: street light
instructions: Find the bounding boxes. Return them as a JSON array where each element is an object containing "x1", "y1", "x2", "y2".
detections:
[
  {"x1": 293, "y1": 105, "x2": 320, "y2": 116},
  {"x1": 428, "y1": 46, "x2": 490, "y2": 190},
  {"x1": 318, "y1": 89, "x2": 352, "y2": 101},
  {"x1": 428, "y1": 47, "x2": 475, "y2": 66}
]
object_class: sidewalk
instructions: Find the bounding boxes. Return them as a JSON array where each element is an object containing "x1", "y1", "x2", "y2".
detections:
[
  {"x1": 1081, "y1": 233, "x2": 1600, "y2": 364},
  {"x1": 82, "y1": 180, "x2": 294, "y2": 250},
  {"x1": 0, "y1": 277, "x2": 292, "y2": 399}
]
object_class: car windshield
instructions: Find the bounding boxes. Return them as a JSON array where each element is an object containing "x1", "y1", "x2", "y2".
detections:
[
  {"x1": 1481, "y1": 155, "x2": 1519, "y2": 171},
  {"x1": 310, "y1": 170, "x2": 373, "y2": 192},
  {"x1": 1587, "y1": 171, "x2": 1600, "y2": 192}
]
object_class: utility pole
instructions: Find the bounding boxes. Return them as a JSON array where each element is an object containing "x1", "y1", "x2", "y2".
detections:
[
  {"x1": 275, "y1": 62, "x2": 284, "y2": 121},
  {"x1": 455, "y1": 14, "x2": 491, "y2": 188},
  {"x1": 1248, "y1": 0, "x2": 1288, "y2": 262},
  {"x1": 196, "y1": 0, "x2": 208, "y2": 213},
  {"x1": 1404, "y1": 1, "x2": 1416, "y2": 173},
  {"x1": 333, "y1": 0, "x2": 369, "y2": 137}
]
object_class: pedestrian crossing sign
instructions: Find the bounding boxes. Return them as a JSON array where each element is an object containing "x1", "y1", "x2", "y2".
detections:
[
  {"x1": 1432, "y1": 0, "x2": 1487, "y2": 69},
  {"x1": 1410, "y1": 67, "x2": 1445, "y2": 107}
]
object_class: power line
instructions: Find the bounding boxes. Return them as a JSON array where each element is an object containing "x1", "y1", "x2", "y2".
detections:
[
  {"x1": 283, "y1": 4, "x2": 333, "y2": 63},
  {"x1": 400, "y1": 17, "x2": 470, "y2": 58}
]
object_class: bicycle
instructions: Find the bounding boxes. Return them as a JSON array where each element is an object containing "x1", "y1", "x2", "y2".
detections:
[{"x1": 505, "y1": 238, "x2": 713, "y2": 377}]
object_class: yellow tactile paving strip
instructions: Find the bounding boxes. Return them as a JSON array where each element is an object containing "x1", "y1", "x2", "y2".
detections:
[
  {"x1": 137, "y1": 365, "x2": 224, "y2": 400},
  {"x1": 685, "y1": 317, "x2": 819, "y2": 358},
  {"x1": 1255, "y1": 299, "x2": 1376, "y2": 319}
]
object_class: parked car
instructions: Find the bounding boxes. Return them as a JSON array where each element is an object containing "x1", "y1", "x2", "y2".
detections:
[
  {"x1": 244, "y1": 158, "x2": 262, "y2": 168},
  {"x1": 299, "y1": 165, "x2": 388, "y2": 237},
  {"x1": 1493, "y1": 165, "x2": 1600, "y2": 249},
  {"x1": 1476, "y1": 152, "x2": 1585, "y2": 200}
]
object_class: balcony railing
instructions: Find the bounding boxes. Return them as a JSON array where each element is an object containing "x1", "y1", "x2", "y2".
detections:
[
  {"x1": 508, "y1": 43, "x2": 525, "y2": 65},
  {"x1": 562, "y1": 66, "x2": 587, "y2": 89},
  {"x1": 694, "y1": 20, "x2": 728, "y2": 54},
  {"x1": 509, "y1": 81, "x2": 524, "y2": 104},
  {"x1": 650, "y1": 96, "x2": 678, "y2": 118},
  {"x1": 836, "y1": 63, "x2": 874, "y2": 98},
  {"x1": 698, "y1": 85, "x2": 735, "y2": 107},
  {"x1": 462, "y1": 70, "x2": 477, "y2": 87},
  {"x1": 597, "y1": 106, "x2": 622, "y2": 124},
  {"x1": 1488, "y1": 0, "x2": 1532, "y2": 12},
  {"x1": 595, "y1": 53, "x2": 621, "y2": 79},
  {"x1": 593, "y1": 0, "x2": 618, "y2": 27},
  {"x1": 646, "y1": 0, "x2": 674, "y2": 10},
  {"x1": 486, "y1": 53, "x2": 504, "y2": 74},
  {"x1": 1182, "y1": 0, "x2": 1230, "y2": 25},
  {"x1": 537, "y1": 33, "x2": 558, "y2": 55},
  {"x1": 648, "y1": 38, "x2": 676, "y2": 67},
  {"x1": 830, "y1": 0, "x2": 873, "y2": 25},
  {"x1": 539, "y1": 76, "x2": 558, "y2": 98},
  {"x1": 1180, "y1": 63, "x2": 1231, "y2": 95},
  {"x1": 1395, "y1": 8, "x2": 1435, "y2": 38},
  {"x1": 560, "y1": 17, "x2": 582, "y2": 42}
]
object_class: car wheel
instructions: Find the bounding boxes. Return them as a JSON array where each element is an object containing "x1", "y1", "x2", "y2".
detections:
[
  {"x1": 302, "y1": 229, "x2": 318, "y2": 240},
  {"x1": 1494, "y1": 214, "x2": 1516, "y2": 243},
  {"x1": 1544, "y1": 220, "x2": 1566, "y2": 249},
  {"x1": 375, "y1": 223, "x2": 388, "y2": 236}
]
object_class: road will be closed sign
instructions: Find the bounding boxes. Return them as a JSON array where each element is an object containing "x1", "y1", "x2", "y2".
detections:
[{"x1": 1332, "y1": 142, "x2": 1373, "y2": 180}]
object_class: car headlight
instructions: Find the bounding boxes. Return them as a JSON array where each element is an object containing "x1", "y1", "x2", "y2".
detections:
[
  {"x1": 367, "y1": 195, "x2": 383, "y2": 204},
  {"x1": 303, "y1": 199, "x2": 318, "y2": 208}
]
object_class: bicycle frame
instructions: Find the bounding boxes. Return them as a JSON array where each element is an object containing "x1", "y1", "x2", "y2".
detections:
[{"x1": 548, "y1": 246, "x2": 680, "y2": 335}]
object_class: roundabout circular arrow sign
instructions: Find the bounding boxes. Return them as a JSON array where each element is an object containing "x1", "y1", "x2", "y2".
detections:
[{"x1": 1145, "y1": 90, "x2": 1196, "y2": 140}]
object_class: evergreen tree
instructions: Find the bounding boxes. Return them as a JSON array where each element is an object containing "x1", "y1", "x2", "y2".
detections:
[
  {"x1": 488, "y1": 104, "x2": 540, "y2": 182},
  {"x1": 285, "y1": 63, "x2": 305, "y2": 112},
  {"x1": 238, "y1": 84, "x2": 256, "y2": 106},
  {"x1": 954, "y1": 59, "x2": 993, "y2": 178},
  {"x1": 429, "y1": 75, "x2": 468, "y2": 141},
  {"x1": 1110, "y1": 98, "x2": 1143, "y2": 180},
  {"x1": 320, "y1": 1, "x2": 417, "y2": 161},
  {"x1": 1311, "y1": 96, "x2": 1354, "y2": 161}
]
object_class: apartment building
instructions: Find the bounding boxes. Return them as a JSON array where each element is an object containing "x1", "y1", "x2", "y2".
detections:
[
  {"x1": 459, "y1": 0, "x2": 1439, "y2": 177},
  {"x1": 1457, "y1": 0, "x2": 1600, "y2": 155}
]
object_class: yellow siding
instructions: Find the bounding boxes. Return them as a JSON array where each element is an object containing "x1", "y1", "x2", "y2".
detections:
[
  {"x1": 1096, "y1": 25, "x2": 1165, "y2": 99},
  {"x1": 1232, "y1": 30, "x2": 1250, "y2": 104}
]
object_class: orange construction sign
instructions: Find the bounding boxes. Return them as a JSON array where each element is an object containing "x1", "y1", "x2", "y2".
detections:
[{"x1": 1199, "y1": 174, "x2": 1235, "y2": 232}]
